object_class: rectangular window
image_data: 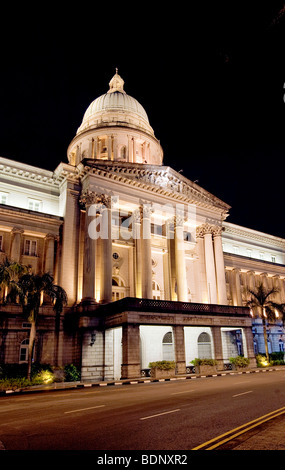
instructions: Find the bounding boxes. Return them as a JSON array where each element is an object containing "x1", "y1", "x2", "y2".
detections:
[
  {"x1": 271, "y1": 256, "x2": 276, "y2": 263},
  {"x1": 0, "y1": 192, "x2": 8, "y2": 204},
  {"x1": 24, "y1": 239, "x2": 37, "y2": 256},
  {"x1": 246, "y1": 249, "x2": 252, "y2": 258},
  {"x1": 0, "y1": 235, "x2": 2, "y2": 251},
  {"x1": 28, "y1": 199, "x2": 42, "y2": 211}
]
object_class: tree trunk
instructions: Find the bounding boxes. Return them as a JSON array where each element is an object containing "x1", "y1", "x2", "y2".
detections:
[
  {"x1": 27, "y1": 321, "x2": 36, "y2": 380},
  {"x1": 262, "y1": 318, "x2": 269, "y2": 362}
]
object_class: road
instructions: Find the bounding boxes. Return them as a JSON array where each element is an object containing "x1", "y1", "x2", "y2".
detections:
[{"x1": 1, "y1": 370, "x2": 285, "y2": 451}]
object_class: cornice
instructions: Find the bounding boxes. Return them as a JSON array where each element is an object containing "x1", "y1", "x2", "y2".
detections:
[
  {"x1": 223, "y1": 222, "x2": 285, "y2": 249},
  {"x1": 224, "y1": 252, "x2": 285, "y2": 276}
]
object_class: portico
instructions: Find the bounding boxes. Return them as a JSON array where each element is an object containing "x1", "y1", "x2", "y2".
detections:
[{"x1": 79, "y1": 297, "x2": 256, "y2": 381}]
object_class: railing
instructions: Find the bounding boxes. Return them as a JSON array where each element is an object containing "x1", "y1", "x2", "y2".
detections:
[{"x1": 98, "y1": 297, "x2": 251, "y2": 317}]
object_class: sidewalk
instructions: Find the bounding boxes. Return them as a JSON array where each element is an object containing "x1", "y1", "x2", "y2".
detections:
[{"x1": 2, "y1": 365, "x2": 285, "y2": 395}]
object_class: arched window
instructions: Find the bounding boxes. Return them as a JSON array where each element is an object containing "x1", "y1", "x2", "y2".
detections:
[
  {"x1": 152, "y1": 281, "x2": 161, "y2": 300},
  {"x1": 162, "y1": 331, "x2": 175, "y2": 361},
  {"x1": 197, "y1": 332, "x2": 212, "y2": 359},
  {"x1": 19, "y1": 338, "x2": 29, "y2": 363},
  {"x1": 112, "y1": 276, "x2": 128, "y2": 301}
]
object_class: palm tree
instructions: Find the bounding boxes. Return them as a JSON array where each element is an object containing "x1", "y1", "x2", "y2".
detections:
[
  {"x1": 0, "y1": 258, "x2": 28, "y2": 302},
  {"x1": 247, "y1": 283, "x2": 285, "y2": 362},
  {"x1": 16, "y1": 272, "x2": 68, "y2": 380}
]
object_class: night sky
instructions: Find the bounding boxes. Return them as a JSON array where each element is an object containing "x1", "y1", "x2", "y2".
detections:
[{"x1": 1, "y1": 3, "x2": 285, "y2": 237}]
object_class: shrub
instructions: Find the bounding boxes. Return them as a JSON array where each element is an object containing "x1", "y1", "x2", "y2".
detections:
[
  {"x1": 191, "y1": 358, "x2": 217, "y2": 366},
  {"x1": 0, "y1": 377, "x2": 32, "y2": 391},
  {"x1": 148, "y1": 361, "x2": 176, "y2": 370},
  {"x1": 64, "y1": 364, "x2": 81, "y2": 382},
  {"x1": 229, "y1": 356, "x2": 250, "y2": 368}
]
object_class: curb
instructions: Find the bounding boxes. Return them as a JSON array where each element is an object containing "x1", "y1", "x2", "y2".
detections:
[{"x1": 0, "y1": 367, "x2": 282, "y2": 396}]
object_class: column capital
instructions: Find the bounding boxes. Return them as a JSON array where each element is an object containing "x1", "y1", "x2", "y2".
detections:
[
  {"x1": 212, "y1": 225, "x2": 224, "y2": 237},
  {"x1": 45, "y1": 233, "x2": 56, "y2": 241},
  {"x1": 11, "y1": 227, "x2": 24, "y2": 235},
  {"x1": 80, "y1": 191, "x2": 112, "y2": 209}
]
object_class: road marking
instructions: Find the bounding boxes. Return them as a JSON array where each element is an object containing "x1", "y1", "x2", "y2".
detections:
[
  {"x1": 64, "y1": 405, "x2": 105, "y2": 414},
  {"x1": 171, "y1": 390, "x2": 195, "y2": 395},
  {"x1": 192, "y1": 405, "x2": 285, "y2": 450},
  {"x1": 232, "y1": 390, "x2": 253, "y2": 398},
  {"x1": 140, "y1": 409, "x2": 180, "y2": 421}
]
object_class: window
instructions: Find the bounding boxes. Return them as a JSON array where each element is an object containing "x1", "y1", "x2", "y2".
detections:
[
  {"x1": 24, "y1": 239, "x2": 37, "y2": 256},
  {"x1": 19, "y1": 338, "x2": 29, "y2": 362},
  {"x1": 162, "y1": 331, "x2": 175, "y2": 361},
  {"x1": 28, "y1": 199, "x2": 42, "y2": 211},
  {"x1": 152, "y1": 281, "x2": 161, "y2": 300},
  {"x1": 197, "y1": 332, "x2": 212, "y2": 359},
  {"x1": 259, "y1": 252, "x2": 264, "y2": 260},
  {"x1": 271, "y1": 256, "x2": 276, "y2": 263},
  {"x1": 0, "y1": 192, "x2": 8, "y2": 204},
  {"x1": 112, "y1": 276, "x2": 127, "y2": 301},
  {"x1": 0, "y1": 234, "x2": 3, "y2": 251}
]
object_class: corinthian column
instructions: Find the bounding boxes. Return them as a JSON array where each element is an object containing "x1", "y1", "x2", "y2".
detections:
[
  {"x1": 175, "y1": 215, "x2": 188, "y2": 302},
  {"x1": 203, "y1": 224, "x2": 217, "y2": 304},
  {"x1": 133, "y1": 208, "x2": 142, "y2": 298},
  {"x1": 213, "y1": 226, "x2": 227, "y2": 305},
  {"x1": 141, "y1": 204, "x2": 153, "y2": 299},
  {"x1": 80, "y1": 191, "x2": 98, "y2": 304},
  {"x1": 100, "y1": 195, "x2": 113, "y2": 304}
]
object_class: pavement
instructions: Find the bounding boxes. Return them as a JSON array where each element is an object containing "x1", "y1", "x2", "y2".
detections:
[{"x1": 2, "y1": 365, "x2": 285, "y2": 451}]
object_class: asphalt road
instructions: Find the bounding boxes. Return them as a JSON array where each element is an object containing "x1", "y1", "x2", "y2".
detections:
[{"x1": 1, "y1": 370, "x2": 285, "y2": 451}]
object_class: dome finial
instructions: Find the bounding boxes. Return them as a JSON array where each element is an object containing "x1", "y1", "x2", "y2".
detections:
[{"x1": 108, "y1": 69, "x2": 126, "y2": 94}]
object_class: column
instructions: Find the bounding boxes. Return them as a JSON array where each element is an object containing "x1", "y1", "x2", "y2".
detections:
[
  {"x1": 121, "y1": 324, "x2": 141, "y2": 379},
  {"x1": 213, "y1": 226, "x2": 228, "y2": 305},
  {"x1": 211, "y1": 326, "x2": 224, "y2": 370},
  {"x1": 272, "y1": 275, "x2": 282, "y2": 303},
  {"x1": 243, "y1": 327, "x2": 257, "y2": 368},
  {"x1": 166, "y1": 219, "x2": 176, "y2": 301},
  {"x1": 59, "y1": 180, "x2": 81, "y2": 305},
  {"x1": 203, "y1": 224, "x2": 217, "y2": 304},
  {"x1": 80, "y1": 192, "x2": 97, "y2": 303},
  {"x1": 162, "y1": 248, "x2": 171, "y2": 301},
  {"x1": 133, "y1": 209, "x2": 142, "y2": 298},
  {"x1": 100, "y1": 195, "x2": 113, "y2": 304},
  {"x1": 107, "y1": 136, "x2": 112, "y2": 160},
  {"x1": 128, "y1": 136, "x2": 133, "y2": 163},
  {"x1": 141, "y1": 205, "x2": 153, "y2": 299},
  {"x1": 195, "y1": 227, "x2": 208, "y2": 303},
  {"x1": 175, "y1": 215, "x2": 188, "y2": 302},
  {"x1": 44, "y1": 234, "x2": 55, "y2": 275},
  {"x1": 173, "y1": 325, "x2": 186, "y2": 374},
  {"x1": 231, "y1": 268, "x2": 242, "y2": 306},
  {"x1": 10, "y1": 227, "x2": 23, "y2": 262}
]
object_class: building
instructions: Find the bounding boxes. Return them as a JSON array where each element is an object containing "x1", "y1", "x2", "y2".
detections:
[{"x1": 0, "y1": 70, "x2": 284, "y2": 380}]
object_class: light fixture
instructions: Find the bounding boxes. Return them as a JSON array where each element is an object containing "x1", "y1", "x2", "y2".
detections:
[{"x1": 90, "y1": 333, "x2": 96, "y2": 346}]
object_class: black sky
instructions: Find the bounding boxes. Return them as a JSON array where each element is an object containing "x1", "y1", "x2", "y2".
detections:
[{"x1": 1, "y1": 3, "x2": 285, "y2": 237}]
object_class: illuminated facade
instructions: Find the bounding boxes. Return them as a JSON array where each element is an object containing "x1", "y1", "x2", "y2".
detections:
[{"x1": 1, "y1": 71, "x2": 284, "y2": 379}]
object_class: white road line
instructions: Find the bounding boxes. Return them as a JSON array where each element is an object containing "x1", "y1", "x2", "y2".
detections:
[
  {"x1": 64, "y1": 405, "x2": 106, "y2": 414},
  {"x1": 232, "y1": 390, "x2": 253, "y2": 398},
  {"x1": 140, "y1": 409, "x2": 180, "y2": 421},
  {"x1": 171, "y1": 390, "x2": 195, "y2": 395}
]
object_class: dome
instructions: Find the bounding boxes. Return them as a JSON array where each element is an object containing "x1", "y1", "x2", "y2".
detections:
[{"x1": 76, "y1": 70, "x2": 153, "y2": 136}]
